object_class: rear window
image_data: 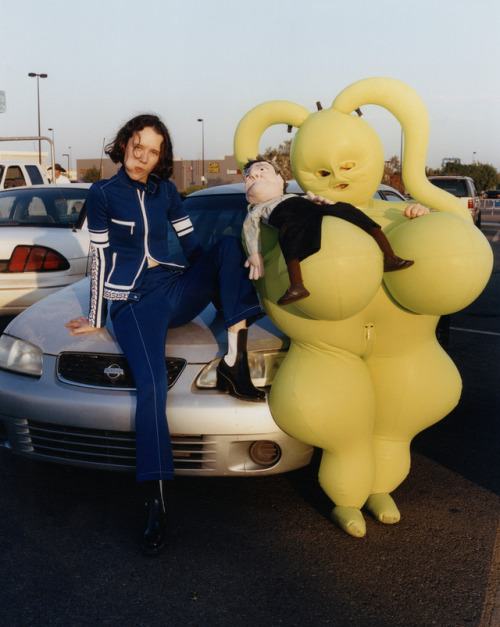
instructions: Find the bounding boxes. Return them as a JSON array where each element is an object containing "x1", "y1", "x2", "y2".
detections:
[
  {"x1": 430, "y1": 179, "x2": 469, "y2": 198},
  {"x1": 25, "y1": 165, "x2": 45, "y2": 185},
  {"x1": 0, "y1": 187, "x2": 88, "y2": 228},
  {"x1": 168, "y1": 192, "x2": 248, "y2": 265}
]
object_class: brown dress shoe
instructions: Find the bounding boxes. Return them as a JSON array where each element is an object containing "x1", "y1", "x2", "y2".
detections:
[
  {"x1": 383, "y1": 256, "x2": 414, "y2": 272},
  {"x1": 277, "y1": 283, "x2": 310, "y2": 306}
]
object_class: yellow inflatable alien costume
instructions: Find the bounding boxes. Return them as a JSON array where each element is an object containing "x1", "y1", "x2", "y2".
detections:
[{"x1": 234, "y1": 78, "x2": 493, "y2": 537}]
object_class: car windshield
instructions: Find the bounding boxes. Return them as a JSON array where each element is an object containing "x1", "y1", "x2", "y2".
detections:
[
  {"x1": 431, "y1": 179, "x2": 469, "y2": 197},
  {"x1": 0, "y1": 187, "x2": 88, "y2": 228},
  {"x1": 168, "y1": 192, "x2": 249, "y2": 265}
]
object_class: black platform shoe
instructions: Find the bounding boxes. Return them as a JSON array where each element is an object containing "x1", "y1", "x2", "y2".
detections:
[
  {"x1": 216, "y1": 329, "x2": 266, "y2": 402},
  {"x1": 142, "y1": 497, "x2": 167, "y2": 556}
]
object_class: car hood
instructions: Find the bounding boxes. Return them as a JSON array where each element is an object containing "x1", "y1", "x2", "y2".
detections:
[{"x1": 5, "y1": 277, "x2": 288, "y2": 362}]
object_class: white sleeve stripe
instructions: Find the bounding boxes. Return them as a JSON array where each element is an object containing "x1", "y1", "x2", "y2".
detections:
[
  {"x1": 89, "y1": 231, "x2": 109, "y2": 244},
  {"x1": 172, "y1": 217, "x2": 193, "y2": 233},
  {"x1": 177, "y1": 226, "x2": 194, "y2": 236}
]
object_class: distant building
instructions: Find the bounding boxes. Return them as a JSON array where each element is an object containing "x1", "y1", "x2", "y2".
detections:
[
  {"x1": 76, "y1": 155, "x2": 243, "y2": 190},
  {"x1": 0, "y1": 149, "x2": 48, "y2": 167},
  {"x1": 171, "y1": 155, "x2": 243, "y2": 190},
  {"x1": 77, "y1": 158, "x2": 120, "y2": 182}
]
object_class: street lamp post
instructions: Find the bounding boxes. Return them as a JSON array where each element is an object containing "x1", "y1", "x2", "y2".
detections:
[
  {"x1": 48, "y1": 128, "x2": 55, "y2": 180},
  {"x1": 68, "y1": 146, "x2": 72, "y2": 180},
  {"x1": 62, "y1": 153, "x2": 70, "y2": 177},
  {"x1": 48, "y1": 127, "x2": 55, "y2": 153},
  {"x1": 197, "y1": 118, "x2": 205, "y2": 185},
  {"x1": 28, "y1": 73, "x2": 48, "y2": 164}
]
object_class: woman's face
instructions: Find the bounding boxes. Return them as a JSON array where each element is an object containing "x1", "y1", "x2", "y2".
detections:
[{"x1": 123, "y1": 127, "x2": 163, "y2": 183}]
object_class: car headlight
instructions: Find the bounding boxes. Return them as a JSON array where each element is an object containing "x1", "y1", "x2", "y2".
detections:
[
  {"x1": 195, "y1": 349, "x2": 286, "y2": 389},
  {"x1": 0, "y1": 334, "x2": 43, "y2": 377}
]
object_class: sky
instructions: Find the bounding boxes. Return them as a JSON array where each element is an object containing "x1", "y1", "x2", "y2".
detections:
[{"x1": 1, "y1": 0, "x2": 499, "y2": 172}]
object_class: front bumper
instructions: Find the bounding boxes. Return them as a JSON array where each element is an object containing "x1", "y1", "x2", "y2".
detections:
[{"x1": 0, "y1": 355, "x2": 313, "y2": 476}]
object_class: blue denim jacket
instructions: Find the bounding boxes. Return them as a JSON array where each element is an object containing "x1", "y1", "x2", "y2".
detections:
[{"x1": 87, "y1": 167, "x2": 202, "y2": 327}]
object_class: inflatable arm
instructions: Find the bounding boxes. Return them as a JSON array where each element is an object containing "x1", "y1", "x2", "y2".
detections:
[
  {"x1": 332, "y1": 78, "x2": 471, "y2": 221},
  {"x1": 234, "y1": 101, "x2": 310, "y2": 170}
]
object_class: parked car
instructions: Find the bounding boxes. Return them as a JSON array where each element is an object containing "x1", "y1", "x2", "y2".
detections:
[
  {"x1": 484, "y1": 190, "x2": 500, "y2": 199},
  {"x1": 0, "y1": 161, "x2": 48, "y2": 190},
  {"x1": 373, "y1": 183, "x2": 406, "y2": 202},
  {"x1": 428, "y1": 175, "x2": 481, "y2": 226},
  {"x1": 0, "y1": 184, "x2": 90, "y2": 315},
  {"x1": 0, "y1": 181, "x2": 408, "y2": 476}
]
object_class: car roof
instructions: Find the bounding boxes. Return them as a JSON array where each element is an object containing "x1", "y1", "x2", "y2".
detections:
[
  {"x1": 428, "y1": 175, "x2": 473, "y2": 181},
  {"x1": 0, "y1": 183, "x2": 91, "y2": 193},
  {"x1": 186, "y1": 181, "x2": 303, "y2": 197},
  {"x1": 187, "y1": 181, "x2": 395, "y2": 198}
]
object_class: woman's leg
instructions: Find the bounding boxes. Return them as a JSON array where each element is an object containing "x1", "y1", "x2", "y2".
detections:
[
  {"x1": 111, "y1": 296, "x2": 174, "y2": 482},
  {"x1": 169, "y1": 236, "x2": 262, "y2": 330},
  {"x1": 110, "y1": 291, "x2": 174, "y2": 555},
  {"x1": 167, "y1": 236, "x2": 264, "y2": 401}
]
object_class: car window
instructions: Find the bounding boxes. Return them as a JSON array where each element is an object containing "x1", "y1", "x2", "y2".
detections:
[
  {"x1": 168, "y1": 192, "x2": 248, "y2": 265},
  {"x1": 431, "y1": 179, "x2": 469, "y2": 197},
  {"x1": 5, "y1": 166, "x2": 26, "y2": 189},
  {"x1": 25, "y1": 165, "x2": 44, "y2": 185},
  {"x1": 0, "y1": 194, "x2": 15, "y2": 218},
  {"x1": 0, "y1": 188, "x2": 88, "y2": 228},
  {"x1": 381, "y1": 190, "x2": 405, "y2": 202}
]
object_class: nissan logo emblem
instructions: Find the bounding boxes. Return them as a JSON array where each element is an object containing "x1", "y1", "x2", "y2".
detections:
[{"x1": 104, "y1": 364, "x2": 125, "y2": 380}]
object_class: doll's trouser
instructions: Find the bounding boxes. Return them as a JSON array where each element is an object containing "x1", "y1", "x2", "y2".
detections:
[{"x1": 109, "y1": 235, "x2": 263, "y2": 482}]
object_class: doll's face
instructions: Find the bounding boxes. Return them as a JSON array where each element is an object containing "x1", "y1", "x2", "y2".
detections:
[
  {"x1": 245, "y1": 161, "x2": 285, "y2": 204},
  {"x1": 123, "y1": 127, "x2": 163, "y2": 183}
]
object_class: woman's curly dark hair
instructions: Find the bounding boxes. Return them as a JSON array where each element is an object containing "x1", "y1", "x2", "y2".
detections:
[{"x1": 105, "y1": 114, "x2": 174, "y2": 179}]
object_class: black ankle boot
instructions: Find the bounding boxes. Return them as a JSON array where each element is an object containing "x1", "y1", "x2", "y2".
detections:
[
  {"x1": 142, "y1": 484, "x2": 167, "y2": 556},
  {"x1": 216, "y1": 329, "x2": 265, "y2": 402}
]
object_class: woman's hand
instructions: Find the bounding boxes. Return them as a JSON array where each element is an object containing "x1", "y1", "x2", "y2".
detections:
[{"x1": 65, "y1": 317, "x2": 100, "y2": 335}]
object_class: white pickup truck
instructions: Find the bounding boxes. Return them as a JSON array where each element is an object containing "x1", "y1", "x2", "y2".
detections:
[{"x1": 0, "y1": 161, "x2": 49, "y2": 190}]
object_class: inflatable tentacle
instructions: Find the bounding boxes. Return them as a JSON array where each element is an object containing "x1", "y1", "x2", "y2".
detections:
[
  {"x1": 332, "y1": 77, "x2": 471, "y2": 221},
  {"x1": 233, "y1": 101, "x2": 310, "y2": 171}
]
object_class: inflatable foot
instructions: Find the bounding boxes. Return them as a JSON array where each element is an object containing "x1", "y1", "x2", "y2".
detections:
[
  {"x1": 330, "y1": 506, "x2": 366, "y2": 537},
  {"x1": 364, "y1": 493, "x2": 401, "y2": 524}
]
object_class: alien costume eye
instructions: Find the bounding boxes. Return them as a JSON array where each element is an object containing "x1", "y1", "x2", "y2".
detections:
[
  {"x1": 340, "y1": 162, "x2": 355, "y2": 171},
  {"x1": 316, "y1": 170, "x2": 331, "y2": 178}
]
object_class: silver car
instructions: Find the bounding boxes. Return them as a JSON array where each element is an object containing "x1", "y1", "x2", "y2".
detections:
[
  {"x1": 0, "y1": 181, "x2": 407, "y2": 475},
  {"x1": 0, "y1": 182, "x2": 313, "y2": 476},
  {"x1": 0, "y1": 184, "x2": 90, "y2": 315}
]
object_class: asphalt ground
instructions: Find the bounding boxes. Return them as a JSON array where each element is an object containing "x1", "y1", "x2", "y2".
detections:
[{"x1": 0, "y1": 221, "x2": 498, "y2": 626}]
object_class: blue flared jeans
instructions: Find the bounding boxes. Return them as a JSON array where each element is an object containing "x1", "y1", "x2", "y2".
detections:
[{"x1": 109, "y1": 236, "x2": 262, "y2": 482}]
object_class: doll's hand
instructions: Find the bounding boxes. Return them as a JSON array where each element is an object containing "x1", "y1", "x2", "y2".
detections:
[
  {"x1": 245, "y1": 252, "x2": 265, "y2": 280},
  {"x1": 403, "y1": 203, "x2": 429, "y2": 219},
  {"x1": 307, "y1": 190, "x2": 334, "y2": 205}
]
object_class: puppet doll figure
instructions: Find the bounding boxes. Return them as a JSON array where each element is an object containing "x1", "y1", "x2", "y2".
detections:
[{"x1": 243, "y1": 157, "x2": 413, "y2": 306}]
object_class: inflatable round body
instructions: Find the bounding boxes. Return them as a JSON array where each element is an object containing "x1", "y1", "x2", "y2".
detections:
[{"x1": 234, "y1": 77, "x2": 493, "y2": 537}]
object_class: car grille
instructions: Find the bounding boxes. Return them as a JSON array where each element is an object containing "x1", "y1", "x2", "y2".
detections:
[
  {"x1": 16, "y1": 419, "x2": 214, "y2": 471},
  {"x1": 57, "y1": 352, "x2": 186, "y2": 390}
]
